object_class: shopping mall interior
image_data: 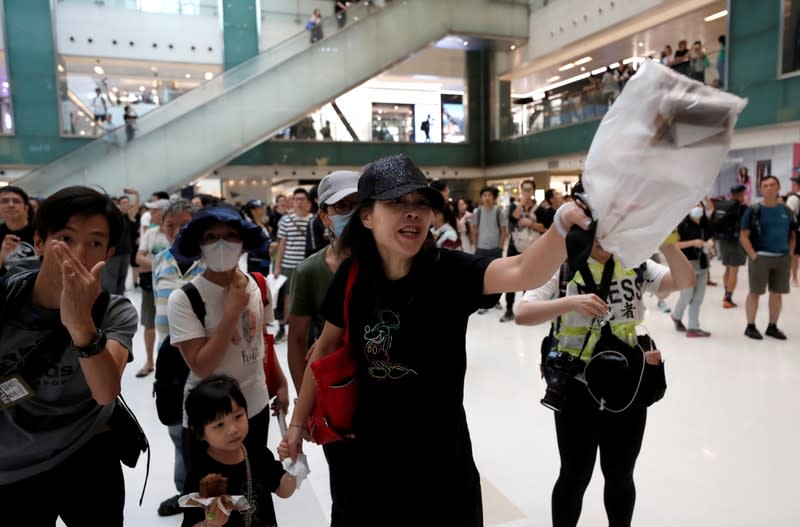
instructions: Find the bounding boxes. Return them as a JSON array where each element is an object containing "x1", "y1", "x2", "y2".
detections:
[{"x1": 2, "y1": 0, "x2": 800, "y2": 525}]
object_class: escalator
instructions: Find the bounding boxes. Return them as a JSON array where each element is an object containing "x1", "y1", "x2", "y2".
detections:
[{"x1": 18, "y1": 0, "x2": 529, "y2": 196}]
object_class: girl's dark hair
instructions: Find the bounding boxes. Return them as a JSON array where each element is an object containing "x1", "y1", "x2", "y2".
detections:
[
  {"x1": 185, "y1": 375, "x2": 248, "y2": 438},
  {"x1": 34, "y1": 186, "x2": 123, "y2": 248},
  {"x1": 439, "y1": 202, "x2": 457, "y2": 231}
]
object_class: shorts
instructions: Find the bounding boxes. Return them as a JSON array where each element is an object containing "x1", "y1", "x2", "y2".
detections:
[
  {"x1": 281, "y1": 266, "x2": 296, "y2": 295},
  {"x1": 748, "y1": 254, "x2": 791, "y2": 295},
  {"x1": 140, "y1": 288, "x2": 156, "y2": 328},
  {"x1": 719, "y1": 238, "x2": 746, "y2": 267},
  {"x1": 94, "y1": 113, "x2": 106, "y2": 123}
]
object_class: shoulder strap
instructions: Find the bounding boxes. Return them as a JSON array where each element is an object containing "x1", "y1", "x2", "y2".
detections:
[
  {"x1": 181, "y1": 283, "x2": 206, "y2": 327},
  {"x1": 577, "y1": 257, "x2": 615, "y2": 301},
  {"x1": 496, "y1": 207, "x2": 501, "y2": 225},
  {"x1": 551, "y1": 262, "x2": 570, "y2": 338},
  {"x1": 476, "y1": 207, "x2": 481, "y2": 225},
  {"x1": 249, "y1": 272, "x2": 269, "y2": 306}
]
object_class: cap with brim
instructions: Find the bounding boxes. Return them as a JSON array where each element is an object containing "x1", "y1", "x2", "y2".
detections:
[
  {"x1": 172, "y1": 206, "x2": 270, "y2": 262},
  {"x1": 319, "y1": 170, "x2": 360, "y2": 205},
  {"x1": 145, "y1": 199, "x2": 170, "y2": 211},
  {"x1": 358, "y1": 154, "x2": 444, "y2": 210}
]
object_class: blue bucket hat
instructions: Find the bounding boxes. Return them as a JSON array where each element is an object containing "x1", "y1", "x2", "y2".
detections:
[{"x1": 172, "y1": 205, "x2": 271, "y2": 262}]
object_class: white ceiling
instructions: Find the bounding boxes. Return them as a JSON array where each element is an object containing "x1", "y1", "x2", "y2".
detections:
[{"x1": 511, "y1": 0, "x2": 728, "y2": 95}]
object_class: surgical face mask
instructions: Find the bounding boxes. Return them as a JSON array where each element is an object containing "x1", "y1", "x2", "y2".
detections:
[
  {"x1": 200, "y1": 240, "x2": 243, "y2": 271},
  {"x1": 330, "y1": 211, "x2": 354, "y2": 238},
  {"x1": 689, "y1": 207, "x2": 704, "y2": 220}
]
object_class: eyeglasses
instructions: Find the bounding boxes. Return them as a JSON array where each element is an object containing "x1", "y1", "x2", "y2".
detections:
[
  {"x1": 329, "y1": 199, "x2": 356, "y2": 215},
  {"x1": 521, "y1": 187, "x2": 535, "y2": 193}
]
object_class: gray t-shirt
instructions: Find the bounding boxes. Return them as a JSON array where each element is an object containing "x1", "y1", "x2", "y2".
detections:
[
  {"x1": 0, "y1": 287, "x2": 137, "y2": 484},
  {"x1": 475, "y1": 205, "x2": 508, "y2": 250}
]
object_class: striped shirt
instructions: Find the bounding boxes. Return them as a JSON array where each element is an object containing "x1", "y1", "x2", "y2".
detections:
[
  {"x1": 277, "y1": 213, "x2": 311, "y2": 271},
  {"x1": 152, "y1": 248, "x2": 205, "y2": 343}
]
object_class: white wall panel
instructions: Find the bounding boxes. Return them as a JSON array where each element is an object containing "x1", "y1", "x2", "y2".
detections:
[{"x1": 54, "y1": 4, "x2": 223, "y2": 64}]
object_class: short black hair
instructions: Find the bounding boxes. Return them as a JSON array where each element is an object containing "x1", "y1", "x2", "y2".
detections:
[
  {"x1": 0, "y1": 185, "x2": 30, "y2": 205},
  {"x1": 152, "y1": 191, "x2": 170, "y2": 200},
  {"x1": 479, "y1": 186, "x2": 499, "y2": 198},
  {"x1": 718, "y1": 35, "x2": 726, "y2": 45},
  {"x1": 293, "y1": 187, "x2": 310, "y2": 199},
  {"x1": 544, "y1": 189, "x2": 558, "y2": 203},
  {"x1": 34, "y1": 186, "x2": 123, "y2": 249},
  {"x1": 759, "y1": 175, "x2": 780, "y2": 187},
  {"x1": 520, "y1": 179, "x2": 536, "y2": 190},
  {"x1": 185, "y1": 375, "x2": 248, "y2": 439}
]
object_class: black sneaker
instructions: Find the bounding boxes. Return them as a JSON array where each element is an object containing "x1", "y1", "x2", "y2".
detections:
[
  {"x1": 158, "y1": 494, "x2": 182, "y2": 517},
  {"x1": 275, "y1": 326, "x2": 286, "y2": 342},
  {"x1": 499, "y1": 312, "x2": 514, "y2": 323},
  {"x1": 765, "y1": 325, "x2": 787, "y2": 340},
  {"x1": 744, "y1": 326, "x2": 763, "y2": 340},
  {"x1": 671, "y1": 317, "x2": 686, "y2": 332},
  {"x1": 477, "y1": 308, "x2": 488, "y2": 315}
]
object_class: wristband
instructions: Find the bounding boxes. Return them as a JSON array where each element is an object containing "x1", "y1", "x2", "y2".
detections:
[{"x1": 553, "y1": 206, "x2": 569, "y2": 238}]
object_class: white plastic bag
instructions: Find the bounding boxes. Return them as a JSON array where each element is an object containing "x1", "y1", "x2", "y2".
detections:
[{"x1": 583, "y1": 60, "x2": 747, "y2": 267}]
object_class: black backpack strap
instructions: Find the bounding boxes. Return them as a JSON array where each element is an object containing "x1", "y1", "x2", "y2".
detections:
[
  {"x1": 181, "y1": 282, "x2": 206, "y2": 327},
  {"x1": 576, "y1": 258, "x2": 616, "y2": 354}
]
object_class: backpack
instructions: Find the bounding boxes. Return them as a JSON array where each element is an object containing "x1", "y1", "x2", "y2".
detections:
[
  {"x1": 711, "y1": 199, "x2": 742, "y2": 240},
  {"x1": 746, "y1": 202, "x2": 797, "y2": 250},
  {"x1": 153, "y1": 282, "x2": 204, "y2": 427},
  {"x1": 420, "y1": 120, "x2": 430, "y2": 132}
]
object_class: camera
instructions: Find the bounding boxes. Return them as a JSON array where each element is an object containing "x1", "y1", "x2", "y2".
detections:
[{"x1": 540, "y1": 350, "x2": 585, "y2": 412}]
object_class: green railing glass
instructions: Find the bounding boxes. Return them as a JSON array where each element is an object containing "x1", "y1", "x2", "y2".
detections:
[{"x1": 19, "y1": 0, "x2": 529, "y2": 196}]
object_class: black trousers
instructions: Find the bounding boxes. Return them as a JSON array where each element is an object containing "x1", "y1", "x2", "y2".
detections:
[
  {"x1": 552, "y1": 381, "x2": 647, "y2": 527},
  {"x1": 323, "y1": 440, "x2": 359, "y2": 527},
  {"x1": 505, "y1": 243, "x2": 520, "y2": 311},
  {"x1": 0, "y1": 432, "x2": 125, "y2": 527}
]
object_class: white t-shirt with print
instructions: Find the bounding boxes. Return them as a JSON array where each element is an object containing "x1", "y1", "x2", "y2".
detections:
[
  {"x1": 521, "y1": 259, "x2": 668, "y2": 327},
  {"x1": 139, "y1": 227, "x2": 170, "y2": 259},
  {"x1": 168, "y1": 274, "x2": 268, "y2": 426}
]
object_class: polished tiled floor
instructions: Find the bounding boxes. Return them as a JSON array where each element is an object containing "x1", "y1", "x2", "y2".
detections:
[{"x1": 108, "y1": 260, "x2": 800, "y2": 526}]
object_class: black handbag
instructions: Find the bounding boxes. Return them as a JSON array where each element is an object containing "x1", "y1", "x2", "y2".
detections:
[{"x1": 109, "y1": 394, "x2": 150, "y2": 505}]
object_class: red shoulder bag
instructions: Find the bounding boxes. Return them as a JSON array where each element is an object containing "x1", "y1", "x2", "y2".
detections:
[
  {"x1": 306, "y1": 261, "x2": 359, "y2": 444},
  {"x1": 250, "y1": 272, "x2": 281, "y2": 398}
]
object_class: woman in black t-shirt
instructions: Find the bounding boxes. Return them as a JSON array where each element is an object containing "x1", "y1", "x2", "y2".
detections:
[
  {"x1": 671, "y1": 201, "x2": 713, "y2": 336},
  {"x1": 284, "y1": 154, "x2": 590, "y2": 526}
]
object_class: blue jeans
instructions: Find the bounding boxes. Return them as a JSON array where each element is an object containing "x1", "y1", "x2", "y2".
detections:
[
  {"x1": 673, "y1": 263, "x2": 708, "y2": 330},
  {"x1": 168, "y1": 424, "x2": 186, "y2": 492}
]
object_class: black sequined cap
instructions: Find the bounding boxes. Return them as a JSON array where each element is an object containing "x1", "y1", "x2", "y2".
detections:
[{"x1": 358, "y1": 154, "x2": 445, "y2": 210}]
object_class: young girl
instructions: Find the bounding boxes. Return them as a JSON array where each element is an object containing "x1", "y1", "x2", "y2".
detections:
[
  {"x1": 183, "y1": 376, "x2": 297, "y2": 527},
  {"x1": 431, "y1": 204, "x2": 460, "y2": 250}
]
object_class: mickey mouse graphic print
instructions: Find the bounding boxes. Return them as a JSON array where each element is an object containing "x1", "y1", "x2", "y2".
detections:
[{"x1": 320, "y1": 250, "x2": 501, "y2": 526}]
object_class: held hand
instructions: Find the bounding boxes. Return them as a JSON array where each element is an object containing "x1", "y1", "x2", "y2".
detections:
[
  {"x1": 557, "y1": 202, "x2": 592, "y2": 232},
  {"x1": 0, "y1": 234, "x2": 20, "y2": 259},
  {"x1": 570, "y1": 294, "x2": 609, "y2": 318},
  {"x1": 271, "y1": 382, "x2": 290, "y2": 416},
  {"x1": 285, "y1": 423, "x2": 305, "y2": 463},
  {"x1": 518, "y1": 217, "x2": 534, "y2": 228},
  {"x1": 644, "y1": 350, "x2": 662, "y2": 365},
  {"x1": 54, "y1": 242, "x2": 104, "y2": 344},
  {"x1": 222, "y1": 272, "x2": 249, "y2": 316},
  {"x1": 277, "y1": 439, "x2": 291, "y2": 462},
  {"x1": 202, "y1": 496, "x2": 233, "y2": 527}
]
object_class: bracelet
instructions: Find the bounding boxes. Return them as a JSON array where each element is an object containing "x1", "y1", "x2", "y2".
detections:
[
  {"x1": 553, "y1": 206, "x2": 569, "y2": 238},
  {"x1": 289, "y1": 423, "x2": 304, "y2": 428}
]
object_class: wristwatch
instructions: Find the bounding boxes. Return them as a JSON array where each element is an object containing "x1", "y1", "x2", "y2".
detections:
[{"x1": 72, "y1": 328, "x2": 108, "y2": 359}]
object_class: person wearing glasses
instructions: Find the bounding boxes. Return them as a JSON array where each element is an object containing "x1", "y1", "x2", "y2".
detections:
[
  {"x1": 284, "y1": 154, "x2": 592, "y2": 526},
  {"x1": 287, "y1": 170, "x2": 360, "y2": 525}
]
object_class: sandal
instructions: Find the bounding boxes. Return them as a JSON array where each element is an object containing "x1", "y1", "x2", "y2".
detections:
[{"x1": 135, "y1": 366, "x2": 154, "y2": 378}]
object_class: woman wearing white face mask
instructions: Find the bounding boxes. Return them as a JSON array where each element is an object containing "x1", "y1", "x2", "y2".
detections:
[
  {"x1": 671, "y1": 202, "x2": 713, "y2": 337},
  {"x1": 167, "y1": 205, "x2": 288, "y2": 468}
]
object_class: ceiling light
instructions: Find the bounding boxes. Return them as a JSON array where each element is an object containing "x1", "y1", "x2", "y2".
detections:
[
  {"x1": 1, "y1": 81, "x2": 8, "y2": 88},
  {"x1": 510, "y1": 44, "x2": 517, "y2": 51},
  {"x1": 704, "y1": 9, "x2": 728, "y2": 22},
  {"x1": 591, "y1": 66, "x2": 608, "y2": 75},
  {"x1": 609, "y1": 62, "x2": 620, "y2": 68},
  {"x1": 151, "y1": 66, "x2": 158, "y2": 72},
  {"x1": 558, "y1": 63, "x2": 575, "y2": 72},
  {"x1": 57, "y1": 64, "x2": 65, "y2": 72},
  {"x1": 93, "y1": 66, "x2": 104, "y2": 75},
  {"x1": 111, "y1": 86, "x2": 118, "y2": 92},
  {"x1": 139, "y1": 85, "x2": 145, "y2": 91},
  {"x1": 394, "y1": 105, "x2": 399, "y2": 110},
  {"x1": 622, "y1": 57, "x2": 635, "y2": 65},
  {"x1": 638, "y1": 42, "x2": 644, "y2": 47},
  {"x1": 204, "y1": 72, "x2": 213, "y2": 80},
  {"x1": 580, "y1": 67, "x2": 586, "y2": 71},
  {"x1": 547, "y1": 75, "x2": 560, "y2": 82},
  {"x1": 185, "y1": 73, "x2": 191, "y2": 79},
  {"x1": 574, "y1": 56, "x2": 592, "y2": 65},
  {"x1": 462, "y1": 40, "x2": 469, "y2": 46}
]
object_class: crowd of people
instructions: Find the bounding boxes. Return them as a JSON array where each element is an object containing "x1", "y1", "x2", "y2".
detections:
[{"x1": 0, "y1": 156, "x2": 797, "y2": 527}]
